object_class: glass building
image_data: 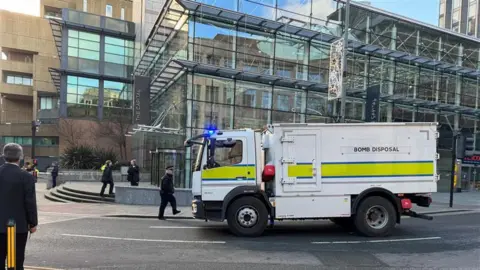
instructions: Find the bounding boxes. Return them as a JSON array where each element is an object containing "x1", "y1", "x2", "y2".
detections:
[
  {"x1": 48, "y1": 9, "x2": 135, "y2": 120},
  {"x1": 135, "y1": 0, "x2": 480, "y2": 191}
]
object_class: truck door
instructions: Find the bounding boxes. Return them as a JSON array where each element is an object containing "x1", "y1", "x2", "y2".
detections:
[
  {"x1": 201, "y1": 137, "x2": 254, "y2": 201},
  {"x1": 280, "y1": 130, "x2": 322, "y2": 193}
]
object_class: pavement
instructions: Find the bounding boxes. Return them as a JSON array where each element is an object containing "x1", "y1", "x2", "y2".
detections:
[
  {"x1": 25, "y1": 212, "x2": 480, "y2": 269},
  {"x1": 37, "y1": 182, "x2": 480, "y2": 222}
]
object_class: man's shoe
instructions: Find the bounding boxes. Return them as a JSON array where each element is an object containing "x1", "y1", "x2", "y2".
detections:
[
  {"x1": 173, "y1": 210, "x2": 181, "y2": 215},
  {"x1": 158, "y1": 216, "x2": 166, "y2": 220}
]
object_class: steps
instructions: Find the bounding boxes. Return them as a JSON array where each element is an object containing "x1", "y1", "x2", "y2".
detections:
[{"x1": 44, "y1": 185, "x2": 115, "y2": 204}]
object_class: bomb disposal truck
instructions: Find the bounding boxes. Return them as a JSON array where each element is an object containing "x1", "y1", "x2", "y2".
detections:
[{"x1": 185, "y1": 122, "x2": 438, "y2": 237}]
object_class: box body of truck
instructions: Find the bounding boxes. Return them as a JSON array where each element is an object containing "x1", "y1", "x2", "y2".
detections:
[{"x1": 187, "y1": 122, "x2": 438, "y2": 237}]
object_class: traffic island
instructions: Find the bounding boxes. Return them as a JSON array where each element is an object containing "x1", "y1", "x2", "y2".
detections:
[{"x1": 115, "y1": 185, "x2": 192, "y2": 206}]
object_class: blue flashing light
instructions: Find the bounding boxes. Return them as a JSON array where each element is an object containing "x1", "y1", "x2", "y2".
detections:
[{"x1": 204, "y1": 124, "x2": 218, "y2": 137}]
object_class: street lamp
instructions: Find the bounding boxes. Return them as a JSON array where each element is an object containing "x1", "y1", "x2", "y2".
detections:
[{"x1": 340, "y1": 0, "x2": 351, "y2": 123}]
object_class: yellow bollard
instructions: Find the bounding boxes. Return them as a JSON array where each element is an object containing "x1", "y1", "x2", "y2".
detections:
[{"x1": 7, "y1": 219, "x2": 15, "y2": 270}]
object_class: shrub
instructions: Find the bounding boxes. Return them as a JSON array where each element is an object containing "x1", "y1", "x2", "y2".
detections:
[
  {"x1": 94, "y1": 148, "x2": 118, "y2": 168},
  {"x1": 60, "y1": 145, "x2": 118, "y2": 170}
]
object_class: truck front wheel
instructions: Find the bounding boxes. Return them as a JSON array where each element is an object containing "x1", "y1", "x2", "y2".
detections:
[
  {"x1": 354, "y1": 196, "x2": 396, "y2": 237},
  {"x1": 226, "y1": 196, "x2": 268, "y2": 237}
]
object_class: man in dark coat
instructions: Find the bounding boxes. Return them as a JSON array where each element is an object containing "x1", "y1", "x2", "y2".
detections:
[
  {"x1": 158, "y1": 165, "x2": 181, "y2": 220},
  {"x1": 51, "y1": 162, "x2": 59, "y2": 188},
  {"x1": 0, "y1": 143, "x2": 38, "y2": 270},
  {"x1": 100, "y1": 160, "x2": 114, "y2": 197},
  {"x1": 127, "y1": 159, "x2": 140, "y2": 186}
]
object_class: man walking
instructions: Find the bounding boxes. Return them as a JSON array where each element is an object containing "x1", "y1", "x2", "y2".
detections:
[
  {"x1": 100, "y1": 160, "x2": 114, "y2": 197},
  {"x1": 158, "y1": 166, "x2": 181, "y2": 220},
  {"x1": 0, "y1": 143, "x2": 38, "y2": 270}
]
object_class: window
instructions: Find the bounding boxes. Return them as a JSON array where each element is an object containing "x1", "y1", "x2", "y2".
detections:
[
  {"x1": 213, "y1": 140, "x2": 243, "y2": 166},
  {"x1": 40, "y1": 97, "x2": 54, "y2": 110},
  {"x1": 453, "y1": 0, "x2": 461, "y2": 8},
  {"x1": 83, "y1": 0, "x2": 88, "y2": 12},
  {"x1": 1, "y1": 136, "x2": 58, "y2": 146},
  {"x1": 68, "y1": 30, "x2": 100, "y2": 73},
  {"x1": 1, "y1": 49, "x2": 34, "y2": 63},
  {"x1": 3, "y1": 72, "x2": 33, "y2": 86},
  {"x1": 452, "y1": 9, "x2": 460, "y2": 27},
  {"x1": 121, "y1": 8, "x2": 125, "y2": 20},
  {"x1": 104, "y1": 36, "x2": 134, "y2": 77},
  {"x1": 106, "y1": 5, "x2": 113, "y2": 17},
  {"x1": 67, "y1": 76, "x2": 99, "y2": 104}
]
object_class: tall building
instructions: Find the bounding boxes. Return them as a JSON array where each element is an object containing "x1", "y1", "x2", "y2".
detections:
[
  {"x1": 132, "y1": 0, "x2": 480, "y2": 192},
  {"x1": 0, "y1": 0, "x2": 135, "y2": 168},
  {"x1": 439, "y1": 0, "x2": 479, "y2": 36}
]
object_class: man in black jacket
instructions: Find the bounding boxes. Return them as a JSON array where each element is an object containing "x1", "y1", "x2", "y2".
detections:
[
  {"x1": 0, "y1": 143, "x2": 38, "y2": 270},
  {"x1": 158, "y1": 165, "x2": 181, "y2": 220},
  {"x1": 100, "y1": 160, "x2": 114, "y2": 197},
  {"x1": 127, "y1": 159, "x2": 140, "y2": 186}
]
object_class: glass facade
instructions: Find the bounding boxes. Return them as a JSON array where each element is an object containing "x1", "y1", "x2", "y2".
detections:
[
  {"x1": 139, "y1": 0, "x2": 480, "y2": 190},
  {"x1": 67, "y1": 76, "x2": 99, "y2": 118},
  {"x1": 67, "y1": 30, "x2": 100, "y2": 73},
  {"x1": 57, "y1": 9, "x2": 135, "y2": 120}
]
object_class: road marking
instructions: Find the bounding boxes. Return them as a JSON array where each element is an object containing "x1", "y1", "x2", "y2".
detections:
[
  {"x1": 61, "y1": 233, "x2": 226, "y2": 244},
  {"x1": 149, "y1": 226, "x2": 220, "y2": 229},
  {"x1": 25, "y1": 266, "x2": 64, "y2": 270},
  {"x1": 312, "y1": 236, "x2": 441, "y2": 244}
]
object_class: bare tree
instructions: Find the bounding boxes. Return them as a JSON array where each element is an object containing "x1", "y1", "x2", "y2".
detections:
[
  {"x1": 93, "y1": 107, "x2": 132, "y2": 160},
  {"x1": 56, "y1": 118, "x2": 90, "y2": 147}
]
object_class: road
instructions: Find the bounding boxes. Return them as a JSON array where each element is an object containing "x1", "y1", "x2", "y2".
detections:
[{"x1": 25, "y1": 212, "x2": 480, "y2": 269}]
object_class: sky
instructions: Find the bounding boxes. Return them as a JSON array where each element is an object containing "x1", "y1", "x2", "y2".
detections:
[
  {"x1": 0, "y1": 0, "x2": 440, "y2": 26},
  {"x1": 0, "y1": 0, "x2": 40, "y2": 16},
  {"x1": 368, "y1": 0, "x2": 440, "y2": 26}
]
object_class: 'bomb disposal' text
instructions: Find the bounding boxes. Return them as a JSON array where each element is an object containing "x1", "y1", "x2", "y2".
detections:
[{"x1": 353, "y1": 146, "x2": 400, "y2": 153}]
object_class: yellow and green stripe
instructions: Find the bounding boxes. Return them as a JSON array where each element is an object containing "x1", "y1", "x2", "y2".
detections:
[
  {"x1": 202, "y1": 164, "x2": 256, "y2": 182},
  {"x1": 321, "y1": 160, "x2": 435, "y2": 179},
  {"x1": 287, "y1": 161, "x2": 435, "y2": 179}
]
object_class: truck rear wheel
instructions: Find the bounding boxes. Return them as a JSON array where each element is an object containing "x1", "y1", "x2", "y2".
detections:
[
  {"x1": 226, "y1": 196, "x2": 268, "y2": 237},
  {"x1": 354, "y1": 196, "x2": 396, "y2": 237}
]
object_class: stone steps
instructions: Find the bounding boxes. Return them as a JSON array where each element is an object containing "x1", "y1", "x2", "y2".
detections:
[
  {"x1": 44, "y1": 186, "x2": 115, "y2": 204},
  {"x1": 63, "y1": 186, "x2": 115, "y2": 199}
]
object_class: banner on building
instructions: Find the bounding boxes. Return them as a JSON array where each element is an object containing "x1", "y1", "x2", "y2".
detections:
[
  {"x1": 365, "y1": 85, "x2": 380, "y2": 122},
  {"x1": 328, "y1": 38, "x2": 344, "y2": 101},
  {"x1": 133, "y1": 76, "x2": 151, "y2": 125}
]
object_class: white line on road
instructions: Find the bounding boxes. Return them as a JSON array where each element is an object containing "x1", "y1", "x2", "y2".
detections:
[
  {"x1": 149, "y1": 226, "x2": 220, "y2": 229},
  {"x1": 61, "y1": 233, "x2": 226, "y2": 244},
  {"x1": 311, "y1": 236, "x2": 441, "y2": 245}
]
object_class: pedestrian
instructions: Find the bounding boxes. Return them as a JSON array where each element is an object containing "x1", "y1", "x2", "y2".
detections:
[
  {"x1": 158, "y1": 165, "x2": 181, "y2": 220},
  {"x1": 0, "y1": 143, "x2": 38, "y2": 270},
  {"x1": 100, "y1": 160, "x2": 114, "y2": 197},
  {"x1": 51, "y1": 161, "x2": 59, "y2": 188},
  {"x1": 127, "y1": 159, "x2": 140, "y2": 186}
]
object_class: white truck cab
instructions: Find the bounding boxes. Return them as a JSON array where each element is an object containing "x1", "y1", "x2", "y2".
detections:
[{"x1": 185, "y1": 122, "x2": 438, "y2": 237}]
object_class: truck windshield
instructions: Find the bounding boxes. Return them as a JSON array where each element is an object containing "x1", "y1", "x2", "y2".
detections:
[{"x1": 192, "y1": 138, "x2": 205, "y2": 172}]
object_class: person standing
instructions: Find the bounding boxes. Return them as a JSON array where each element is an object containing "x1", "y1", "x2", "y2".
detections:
[
  {"x1": 158, "y1": 165, "x2": 181, "y2": 220},
  {"x1": 127, "y1": 159, "x2": 140, "y2": 186},
  {"x1": 100, "y1": 160, "x2": 114, "y2": 197},
  {"x1": 0, "y1": 143, "x2": 38, "y2": 270},
  {"x1": 51, "y1": 162, "x2": 59, "y2": 188}
]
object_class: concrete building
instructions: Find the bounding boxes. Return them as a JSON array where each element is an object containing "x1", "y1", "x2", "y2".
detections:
[
  {"x1": 439, "y1": 0, "x2": 479, "y2": 37},
  {"x1": 0, "y1": 0, "x2": 134, "y2": 168},
  {"x1": 131, "y1": 0, "x2": 480, "y2": 192}
]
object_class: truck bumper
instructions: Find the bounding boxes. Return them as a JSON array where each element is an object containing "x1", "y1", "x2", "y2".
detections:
[{"x1": 191, "y1": 197, "x2": 205, "y2": 219}]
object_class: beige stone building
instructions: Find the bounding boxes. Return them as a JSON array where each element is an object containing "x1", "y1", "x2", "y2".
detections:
[{"x1": 0, "y1": 0, "x2": 133, "y2": 168}]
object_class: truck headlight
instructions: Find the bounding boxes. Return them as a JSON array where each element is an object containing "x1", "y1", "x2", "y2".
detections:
[{"x1": 192, "y1": 203, "x2": 197, "y2": 214}]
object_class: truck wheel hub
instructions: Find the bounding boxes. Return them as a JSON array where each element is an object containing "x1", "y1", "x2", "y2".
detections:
[
  {"x1": 366, "y1": 206, "x2": 388, "y2": 229},
  {"x1": 237, "y1": 207, "x2": 258, "y2": 228}
]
